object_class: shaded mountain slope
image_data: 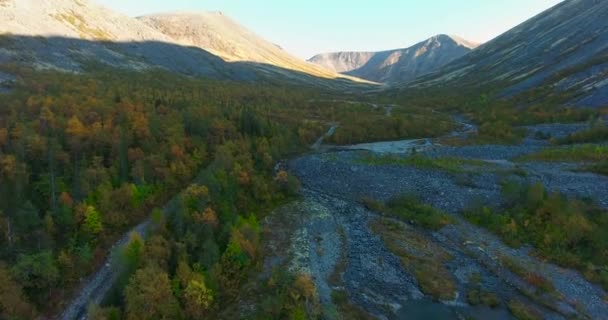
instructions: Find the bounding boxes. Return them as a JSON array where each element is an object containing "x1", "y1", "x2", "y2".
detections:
[{"x1": 412, "y1": 0, "x2": 608, "y2": 107}]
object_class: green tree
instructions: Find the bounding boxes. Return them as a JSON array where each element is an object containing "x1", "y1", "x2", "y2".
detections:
[
  {"x1": 11, "y1": 252, "x2": 59, "y2": 302},
  {"x1": 83, "y1": 205, "x2": 103, "y2": 235}
]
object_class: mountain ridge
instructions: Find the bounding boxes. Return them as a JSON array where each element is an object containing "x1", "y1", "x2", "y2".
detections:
[
  {"x1": 136, "y1": 12, "x2": 363, "y2": 82},
  {"x1": 308, "y1": 34, "x2": 478, "y2": 84},
  {"x1": 0, "y1": 0, "x2": 372, "y2": 87},
  {"x1": 410, "y1": 0, "x2": 608, "y2": 107}
]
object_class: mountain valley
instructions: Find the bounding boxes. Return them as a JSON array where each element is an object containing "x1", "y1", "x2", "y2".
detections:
[{"x1": 0, "y1": 1, "x2": 607, "y2": 320}]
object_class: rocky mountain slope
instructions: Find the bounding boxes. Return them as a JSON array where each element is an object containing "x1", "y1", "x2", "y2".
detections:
[
  {"x1": 137, "y1": 12, "x2": 356, "y2": 81},
  {"x1": 308, "y1": 35, "x2": 478, "y2": 84},
  {"x1": 412, "y1": 0, "x2": 608, "y2": 107},
  {"x1": 0, "y1": 0, "x2": 367, "y2": 86}
]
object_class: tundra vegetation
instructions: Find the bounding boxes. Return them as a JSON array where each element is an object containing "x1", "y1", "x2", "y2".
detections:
[{"x1": 465, "y1": 181, "x2": 608, "y2": 290}]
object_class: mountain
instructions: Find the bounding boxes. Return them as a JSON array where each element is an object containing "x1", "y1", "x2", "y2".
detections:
[
  {"x1": 412, "y1": 0, "x2": 608, "y2": 107},
  {"x1": 0, "y1": 0, "x2": 368, "y2": 87},
  {"x1": 308, "y1": 35, "x2": 478, "y2": 84},
  {"x1": 137, "y1": 12, "x2": 355, "y2": 81}
]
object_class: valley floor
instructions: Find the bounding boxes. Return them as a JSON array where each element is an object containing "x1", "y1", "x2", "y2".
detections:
[{"x1": 261, "y1": 121, "x2": 608, "y2": 320}]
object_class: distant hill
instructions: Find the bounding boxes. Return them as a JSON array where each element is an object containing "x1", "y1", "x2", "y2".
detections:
[
  {"x1": 411, "y1": 0, "x2": 608, "y2": 107},
  {"x1": 308, "y1": 35, "x2": 478, "y2": 84}
]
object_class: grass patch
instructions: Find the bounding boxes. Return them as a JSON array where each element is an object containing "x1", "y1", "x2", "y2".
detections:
[
  {"x1": 327, "y1": 227, "x2": 373, "y2": 319},
  {"x1": 357, "y1": 153, "x2": 488, "y2": 173},
  {"x1": 371, "y1": 218, "x2": 457, "y2": 301},
  {"x1": 362, "y1": 194, "x2": 453, "y2": 231},
  {"x1": 331, "y1": 290, "x2": 374, "y2": 320},
  {"x1": 553, "y1": 121, "x2": 608, "y2": 145},
  {"x1": 498, "y1": 255, "x2": 556, "y2": 295},
  {"x1": 517, "y1": 144, "x2": 608, "y2": 162},
  {"x1": 507, "y1": 299, "x2": 542, "y2": 320},
  {"x1": 465, "y1": 181, "x2": 608, "y2": 290},
  {"x1": 467, "y1": 288, "x2": 500, "y2": 308},
  {"x1": 466, "y1": 273, "x2": 501, "y2": 308},
  {"x1": 583, "y1": 161, "x2": 608, "y2": 176}
]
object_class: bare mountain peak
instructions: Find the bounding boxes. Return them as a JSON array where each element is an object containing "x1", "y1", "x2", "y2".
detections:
[
  {"x1": 424, "y1": 34, "x2": 479, "y2": 49},
  {"x1": 308, "y1": 34, "x2": 478, "y2": 83}
]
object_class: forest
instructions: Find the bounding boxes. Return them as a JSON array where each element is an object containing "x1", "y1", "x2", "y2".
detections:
[
  {"x1": 0, "y1": 65, "x2": 462, "y2": 319},
  {"x1": 1, "y1": 63, "x2": 606, "y2": 320},
  {"x1": 0, "y1": 66, "x2": 320, "y2": 319}
]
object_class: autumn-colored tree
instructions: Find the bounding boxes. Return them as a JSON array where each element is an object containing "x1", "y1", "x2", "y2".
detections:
[
  {"x1": 143, "y1": 235, "x2": 170, "y2": 269},
  {"x1": 124, "y1": 266, "x2": 180, "y2": 320},
  {"x1": 0, "y1": 128, "x2": 8, "y2": 149},
  {"x1": 183, "y1": 274, "x2": 214, "y2": 318},
  {"x1": 65, "y1": 115, "x2": 87, "y2": 147},
  {"x1": 0, "y1": 263, "x2": 37, "y2": 320}
]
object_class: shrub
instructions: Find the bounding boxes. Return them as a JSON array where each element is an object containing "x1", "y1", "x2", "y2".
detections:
[
  {"x1": 465, "y1": 181, "x2": 608, "y2": 290},
  {"x1": 508, "y1": 300, "x2": 542, "y2": 320},
  {"x1": 385, "y1": 194, "x2": 453, "y2": 230}
]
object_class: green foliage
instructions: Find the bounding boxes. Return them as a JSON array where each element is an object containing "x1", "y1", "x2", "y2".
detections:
[
  {"x1": 554, "y1": 121, "x2": 608, "y2": 145},
  {"x1": 122, "y1": 233, "x2": 144, "y2": 272},
  {"x1": 331, "y1": 290, "x2": 373, "y2": 320},
  {"x1": 124, "y1": 266, "x2": 180, "y2": 320},
  {"x1": 369, "y1": 194, "x2": 453, "y2": 230},
  {"x1": 307, "y1": 101, "x2": 455, "y2": 145},
  {"x1": 585, "y1": 161, "x2": 608, "y2": 176},
  {"x1": 10, "y1": 252, "x2": 58, "y2": 305},
  {"x1": 83, "y1": 205, "x2": 103, "y2": 235},
  {"x1": 370, "y1": 218, "x2": 456, "y2": 300},
  {"x1": 519, "y1": 144, "x2": 608, "y2": 162},
  {"x1": 357, "y1": 152, "x2": 487, "y2": 173},
  {"x1": 252, "y1": 270, "x2": 321, "y2": 320},
  {"x1": 0, "y1": 263, "x2": 37, "y2": 320},
  {"x1": 0, "y1": 66, "x2": 310, "y2": 313},
  {"x1": 507, "y1": 299, "x2": 542, "y2": 320},
  {"x1": 467, "y1": 288, "x2": 500, "y2": 308},
  {"x1": 465, "y1": 181, "x2": 608, "y2": 289}
]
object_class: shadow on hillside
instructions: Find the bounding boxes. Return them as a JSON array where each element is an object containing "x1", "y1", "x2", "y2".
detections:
[{"x1": 0, "y1": 35, "x2": 374, "y2": 90}]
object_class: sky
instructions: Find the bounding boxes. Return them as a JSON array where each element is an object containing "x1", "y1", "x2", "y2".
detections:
[{"x1": 95, "y1": 0, "x2": 564, "y2": 59}]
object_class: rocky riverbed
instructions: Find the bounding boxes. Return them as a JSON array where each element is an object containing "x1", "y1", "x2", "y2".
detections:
[{"x1": 261, "y1": 121, "x2": 608, "y2": 319}]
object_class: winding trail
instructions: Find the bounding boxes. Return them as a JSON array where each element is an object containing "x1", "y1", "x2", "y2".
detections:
[{"x1": 59, "y1": 221, "x2": 151, "y2": 320}]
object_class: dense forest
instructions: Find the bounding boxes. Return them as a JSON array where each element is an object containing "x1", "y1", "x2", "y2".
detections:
[
  {"x1": 0, "y1": 66, "x2": 462, "y2": 319},
  {"x1": 0, "y1": 66, "x2": 318, "y2": 319},
  {"x1": 1, "y1": 63, "x2": 606, "y2": 320}
]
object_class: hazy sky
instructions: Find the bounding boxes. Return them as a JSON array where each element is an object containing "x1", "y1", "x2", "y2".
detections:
[{"x1": 96, "y1": 0, "x2": 564, "y2": 59}]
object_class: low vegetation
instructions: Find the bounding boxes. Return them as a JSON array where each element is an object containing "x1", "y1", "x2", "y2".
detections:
[
  {"x1": 466, "y1": 288, "x2": 500, "y2": 308},
  {"x1": 465, "y1": 181, "x2": 608, "y2": 290},
  {"x1": 498, "y1": 255, "x2": 556, "y2": 295},
  {"x1": 371, "y1": 218, "x2": 457, "y2": 301},
  {"x1": 507, "y1": 299, "x2": 542, "y2": 320},
  {"x1": 466, "y1": 273, "x2": 501, "y2": 308},
  {"x1": 330, "y1": 290, "x2": 374, "y2": 320},
  {"x1": 357, "y1": 153, "x2": 488, "y2": 173},
  {"x1": 317, "y1": 101, "x2": 455, "y2": 145},
  {"x1": 362, "y1": 194, "x2": 453, "y2": 230},
  {"x1": 585, "y1": 161, "x2": 608, "y2": 176},
  {"x1": 553, "y1": 121, "x2": 608, "y2": 145},
  {"x1": 518, "y1": 144, "x2": 608, "y2": 162}
]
